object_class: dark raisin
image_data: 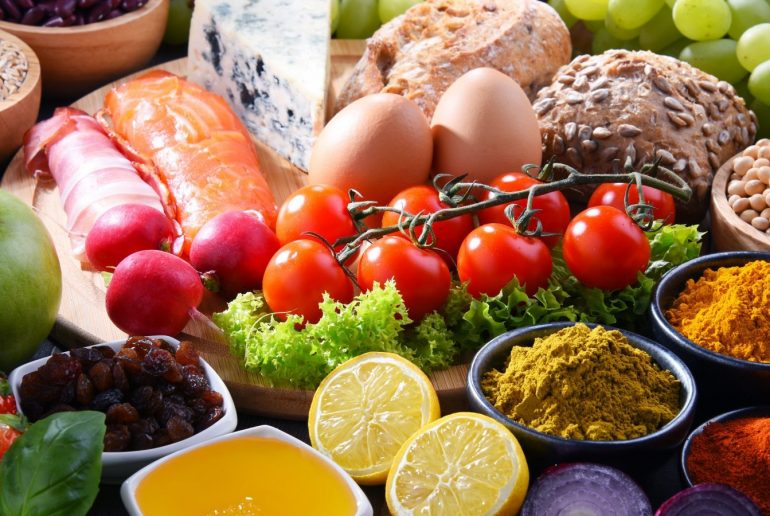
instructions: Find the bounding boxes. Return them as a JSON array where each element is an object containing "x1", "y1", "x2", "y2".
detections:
[
  {"x1": 70, "y1": 347, "x2": 105, "y2": 366},
  {"x1": 88, "y1": 360, "x2": 113, "y2": 392},
  {"x1": 125, "y1": 337, "x2": 154, "y2": 358},
  {"x1": 106, "y1": 402, "x2": 140, "y2": 424},
  {"x1": 131, "y1": 386, "x2": 162, "y2": 415},
  {"x1": 158, "y1": 381, "x2": 177, "y2": 396},
  {"x1": 20, "y1": 400, "x2": 45, "y2": 422},
  {"x1": 117, "y1": 356, "x2": 142, "y2": 377},
  {"x1": 112, "y1": 362, "x2": 129, "y2": 394},
  {"x1": 129, "y1": 417, "x2": 159, "y2": 436},
  {"x1": 94, "y1": 345, "x2": 116, "y2": 359},
  {"x1": 175, "y1": 341, "x2": 201, "y2": 367},
  {"x1": 167, "y1": 393, "x2": 185, "y2": 406},
  {"x1": 103, "y1": 424, "x2": 130, "y2": 452},
  {"x1": 199, "y1": 390, "x2": 223, "y2": 408},
  {"x1": 131, "y1": 371, "x2": 158, "y2": 387},
  {"x1": 186, "y1": 397, "x2": 207, "y2": 418},
  {"x1": 160, "y1": 401, "x2": 193, "y2": 425},
  {"x1": 39, "y1": 353, "x2": 82, "y2": 385},
  {"x1": 92, "y1": 388, "x2": 124, "y2": 412},
  {"x1": 180, "y1": 365, "x2": 209, "y2": 396},
  {"x1": 57, "y1": 381, "x2": 76, "y2": 405},
  {"x1": 19, "y1": 370, "x2": 60, "y2": 404},
  {"x1": 152, "y1": 428, "x2": 171, "y2": 448},
  {"x1": 75, "y1": 373, "x2": 95, "y2": 406},
  {"x1": 197, "y1": 406, "x2": 224, "y2": 431},
  {"x1": 142, "y1": 347, "x2": 175, "y2": 377},
  {"x1": 166, "y1": 416, "x2": 194, "y2": 443},
  {"x1": 162, "y1": 362, "x2": 183, "y2": 384},
  {"x1": 130, "y1": 433, "x2": 154, "y2": 451}
]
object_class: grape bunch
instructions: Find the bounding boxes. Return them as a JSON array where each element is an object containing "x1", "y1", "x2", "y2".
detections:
[
  {"x1": 332, "y1": 0, "x2": 423, "y2": 39},
  {"x1": 549, "y1": 0, "x2": 770, "y2": 136}
]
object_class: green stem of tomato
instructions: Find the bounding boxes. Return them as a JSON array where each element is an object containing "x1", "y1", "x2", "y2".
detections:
[{"x1": 335, "y1": 159, "x2": 692, "y2": 263}]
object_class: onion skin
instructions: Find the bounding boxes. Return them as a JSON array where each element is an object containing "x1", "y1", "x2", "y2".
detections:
[
  {"x1": 655, "y1": 483, "x2": 762, "y2": 516},
  {"x1": 521, "y1": 463, "x2": 651, "y2": 516}
]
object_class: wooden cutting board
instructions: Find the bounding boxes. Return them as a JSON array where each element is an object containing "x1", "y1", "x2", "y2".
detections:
[{"x1": 0, "y1": 40, "x2": 470, "y2": 419}]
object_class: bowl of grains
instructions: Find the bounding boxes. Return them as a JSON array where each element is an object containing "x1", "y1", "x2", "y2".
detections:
[
  {"x1": 7, "y1": 335, "x2": 237, "y2": 484},
  {"x1": 680, "y1": 405, "x2": 770, "y2": 513},
  {"x1": 711, "y1": 140, "x2": 770, "y2": 252},
  {"x1": 466, "y1": 322, "x2": 697, "y2": 468},
  {"x1": 0, "y1": 28, "x2": 40, "y2": 163},
  {"x1": 0, "y1": 0, "x2": 168, "y2": 97},
  {"x1": 651, "y1": 251, "x2": 770, "y2": 414}
]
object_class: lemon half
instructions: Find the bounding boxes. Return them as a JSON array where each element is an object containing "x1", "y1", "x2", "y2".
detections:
[
  {"x1": 308, "y1": 352, "x2": 440, "y2": 485},
  {"x1": 386, "y1": 412, "x2": 529, "y2": 516}
]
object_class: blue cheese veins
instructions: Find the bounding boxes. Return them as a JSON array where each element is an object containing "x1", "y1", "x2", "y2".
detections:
[{"x1": 188, "y1": 0, "x2": 331, "y2": 171}]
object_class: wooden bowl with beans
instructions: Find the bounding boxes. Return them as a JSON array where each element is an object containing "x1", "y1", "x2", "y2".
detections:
[
  {"x1": 0, "y1": 0, "x2": 168, "y2": 97},
  {"x1": 711, "y1": 139, "x2": 770, "y2": 252},
  {"x1": 0, "y1": 28, "x2": 40, "y2": 163}
]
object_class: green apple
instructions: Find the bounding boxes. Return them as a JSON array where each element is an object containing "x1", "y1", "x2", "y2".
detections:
[
  {"x1": 0, "y1": 190, "x2": 61, "y2": 371},
  {"x1": 331, "y1": 0, "x2": 340, "y2": 34},
  {"x1": 378, "y1": 0, "x2": 422, "y2": 23},
  {"x1": 163, "y1": 0, "x2": 194, "y2": 46},
  {"x1": 336, "y1": 0, "x2": 380, "y2": 39}
]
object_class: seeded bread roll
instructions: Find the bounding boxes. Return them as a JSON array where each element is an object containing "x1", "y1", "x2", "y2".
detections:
[
  {"x1": 535, "y1": 50, "x2": 758, "y2": 222},
  {"x1": 335, "y1": 0, "x2": 571, "y2": 119}
]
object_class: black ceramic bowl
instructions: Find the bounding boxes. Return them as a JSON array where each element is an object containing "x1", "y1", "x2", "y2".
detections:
[
  {"x1": 650, "y1": 251, "x2": 770, "y2": 413},
  {"x1": 467, "y1": 322, "x2": 697, "y2": 468},
  {"x1": 680, "y1": 405, "x2": 770, "y2": 486}
]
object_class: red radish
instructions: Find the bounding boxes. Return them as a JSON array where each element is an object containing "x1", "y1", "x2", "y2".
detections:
[
  {"x1": 85, "y1": 204, "x2": 175, "y2": 271},
  {"x1": 189, "y1": 211, "x2": 280, "y2": 298},
  {"x1": 106, "y1": 250, "x2": 203, "y2": 336}
]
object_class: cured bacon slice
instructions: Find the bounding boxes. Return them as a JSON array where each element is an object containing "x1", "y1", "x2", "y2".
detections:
[
  {"x1": 24, "y1": 107, "x2": 167, "y2": 261},
  {"x1": 101, "y1": 71, "x2": 277, "y2": 255}
]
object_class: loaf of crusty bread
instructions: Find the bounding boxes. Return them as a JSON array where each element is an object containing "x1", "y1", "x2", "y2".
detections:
[
  {"x1": 335, "y1": 0, "x2": 571, "y2": 119},
  {"x1": 534, "y1": 50, "x2": 757, "y2": 222}
]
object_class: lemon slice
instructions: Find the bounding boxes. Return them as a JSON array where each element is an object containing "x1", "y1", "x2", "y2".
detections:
[
  {"x1": 386, "y1": 412, "x2": 529, "y2": 516},
  {"x1": 308, "y1": 352, "x2": 440, "y2": 485}
]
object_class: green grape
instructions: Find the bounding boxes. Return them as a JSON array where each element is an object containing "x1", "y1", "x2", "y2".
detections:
[
  {"x1": 661, "y1": 37, "x2": 693, "y2": 56},
  {"x1": 673, "y1": 0, "x2": 732, "y2": 41},
  {"x1": 162, "y1": 0, "x2": 193, "y2": 45},
  {"x1": 592, "y1": 27, "x2": 625, "y2": 52},
  {"x1": 751, "y1": 98, "x2": 770, "y2": 138},
  {"x1": 549, "y1": 0, "x2": 579, "y2": 28},
  {"x1": 605, "y1": 11, "x2": 641, "y2": 39},
  {"x1": 665, "y1": 0, "x2": 677, "y2": 6},
  {"x1": 748, "y1": 59, "x2": 770, "y2": 104},
  {"x1": 737, "y1": 23, "x2": 770, "y2": 71},
  {"x1": 331, "y1": 0, "x2": 340, "y2": 33},
  {"x1": 608, "y1": 0, "x2": 664, "y2": 30},
  {"x1": 378, "y1": 0, "x2": 422, "y2": 23},
  {"x1": 565, "y1": 0, "x2": 609, "y2": 20},
  {"x1": 727, "y1": 0, "x2": 770, "y2": 39},
  {"x1": 585, "y1": 18, "x2": 606, "y2": 31},
  {"x1": 336, "y1": 0, "x2": 381, "y2": 38},
  {"x1": 639, "y1": 6, "x2": 682, "y2": 51},
  {"x1": 734, "y1": 78, "x2": 753, "y2": 103},
  {"x1": 680, "y1": 40, "x2": 748, "y2": 83}
]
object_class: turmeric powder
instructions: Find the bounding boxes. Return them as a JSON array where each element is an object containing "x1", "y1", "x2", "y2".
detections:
[{"x1": 666, "y1": 260, "x2": 770, "y2": 363}]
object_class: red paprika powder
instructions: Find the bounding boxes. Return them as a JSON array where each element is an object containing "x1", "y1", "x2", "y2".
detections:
[{"x1": 686, "y1": 417, "x2": 770, "y2": 513}]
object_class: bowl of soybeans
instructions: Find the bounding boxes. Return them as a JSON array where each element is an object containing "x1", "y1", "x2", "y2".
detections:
[{"x1": 711, "y1": 139, "x2": 770, "y2": 252}]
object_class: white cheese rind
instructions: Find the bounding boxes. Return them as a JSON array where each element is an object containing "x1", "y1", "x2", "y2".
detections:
[{"x1": 188, "y1": 0, "x2": 331, "y2": 171}]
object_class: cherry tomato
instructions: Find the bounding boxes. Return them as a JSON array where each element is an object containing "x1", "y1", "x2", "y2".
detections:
[
  {"x1": 276, "y1": 184, "x2": 357, "y2": 248},
  {"x1": 457, "y1": 223, "x2": 552, "y2": 297},
  {"x1": 562, "y1": 206, "x2": 651, "y2": 291},
  {"x1": 588, "y1": 183, "x2": 676, "y2": 224},
  {"x1": 263, "y1": 239, "x2": 354, "y2": 324},
  {"x1": 477, "y1": 173, "x2": 571, "y2": 248},
  {"x1": 357, "y1": 236, "x2": 451, "y2": 321},
  {"x1": 0, "y1": 395, "x2": 16, "y2": 415},
  {"x1": 381, "y1": 185, "x2": 474, "y2": 264},
  {"x1": 0, "y1": 424, "x2": 21, "y2": 461}
]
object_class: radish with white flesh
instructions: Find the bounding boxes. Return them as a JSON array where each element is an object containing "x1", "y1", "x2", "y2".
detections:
[
  {"x1": 521, "y1": 463, "x2": 652, "y2": 516},
  {"x1": 656, "y1": 483, "x2": 761, "y2": 516},
  {"x1": 85, "y1": 204, "x2": 176, "y2": 271},
  {"x1": 189, "y1": 210, "x2": 280, "y2": 298},
  {"x1": 106, "y1": 250, "x2": 203, "y2": 336}
]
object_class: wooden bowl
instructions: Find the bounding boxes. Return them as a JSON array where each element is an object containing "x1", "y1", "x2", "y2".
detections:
[
  {"x1": 0, "y1": 29, "x2": 41, "y2": 163},
  {"x1": 711, "y1": 152, "x2": 770, "y2": 251},
  {"x1": 0, "y1": 0, "x2": 169, "y2": 98}
]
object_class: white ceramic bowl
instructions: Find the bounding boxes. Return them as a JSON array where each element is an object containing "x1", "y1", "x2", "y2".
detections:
[
  {"x1": 121, "y1": 425, "x2": 373, "y2": 516},
  {"x1": 8, "y1": 336, "x2": 237, "y2": 484}
]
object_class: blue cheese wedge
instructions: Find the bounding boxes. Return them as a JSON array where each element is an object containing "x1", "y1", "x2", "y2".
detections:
[{"x1": 188, "y1": 0, "x2": 331, "y2": 171}]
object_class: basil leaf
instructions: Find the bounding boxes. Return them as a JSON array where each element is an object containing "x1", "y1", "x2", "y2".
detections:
[{"x1": 0, "y1": 411, "x2": 105, "y2": 516}]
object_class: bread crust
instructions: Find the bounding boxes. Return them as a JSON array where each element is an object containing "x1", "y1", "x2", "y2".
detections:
[
  {"x1": 534, "y1": 50, "x2": 758, "y2": 222},
  {"x1": 335, "y1": 0, "x2": 572, "y2": 119}
]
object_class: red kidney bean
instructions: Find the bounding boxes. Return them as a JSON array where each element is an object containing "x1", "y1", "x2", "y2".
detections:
[
  {"x1": 14, "y1": 0, "x2": 33, "y2": 10},
  {"x1": 76, "y1": 0, "x2": 99, "y2": 8},
  {"x1": 0, "y1": 8, "x2": 5, "y2": 20},
  {"x1": 105, "y1": 7, "x2": 120, "y2": 17},
  {"x1": 20, "y1": 5, "x2": 45, "y2": 24},
  {"x1": 53, "y1": 0, "x2": 75, "y2": 18},
  {"x1": 86, "y1": 0, "x2": 109, "y2": 22},
  {"x1": 0, "y1": 0, "x2": 21, "y2": 21},
  {"x1": 119, "y1": 0, "x2": 137, "y2": 11},
  {"x1": 73, "y1": 11, "x2": 83, "y2": 23},
  {"x1": 42, "y1": 14, "x2": 63, "y2": 25},
  {"x1": 60, "y1": 13, "x2": 76, "y2": 24}
]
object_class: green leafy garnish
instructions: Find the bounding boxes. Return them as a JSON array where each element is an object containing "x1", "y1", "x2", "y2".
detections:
[{"x1": 214, "y1": 224, "x2": 702, "y2": 389}]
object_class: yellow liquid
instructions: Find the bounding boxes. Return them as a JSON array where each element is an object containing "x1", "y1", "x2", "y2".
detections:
[{"x1": 135, "y1": 436, "x2": 359, "y2": 515}]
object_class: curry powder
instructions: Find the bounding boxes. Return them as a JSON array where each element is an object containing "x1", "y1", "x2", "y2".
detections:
[
  {"x1": 481, "y1": 324, "x2": 680, "y2": 441},
  {"x1": 666, "y1": 260, "x2": 770, "y2": 363}
]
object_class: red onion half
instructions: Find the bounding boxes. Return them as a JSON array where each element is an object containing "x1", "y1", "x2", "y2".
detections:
[{"x1": 656, "y1": 483, "x2": 761, "y2": 516}]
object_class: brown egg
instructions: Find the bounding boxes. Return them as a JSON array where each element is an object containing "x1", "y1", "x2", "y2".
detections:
[
  {"x1": 431, "y1": 67, "x2": 542, "y2": 185},
  {"x1": 308, "y1": 93, "x2": 432, "y2": 208}
]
